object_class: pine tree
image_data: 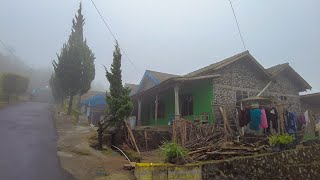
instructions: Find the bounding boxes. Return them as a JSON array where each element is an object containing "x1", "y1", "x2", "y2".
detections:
[
  {"x1": 49, "y1": 73, "x2": 64, "y2": 105},
  {"x1": 105, "y1": 42, "x2": 133, "y2": 128},
  {"x1": 52, "y1": 3, "x2": 95, "y2": 115}
]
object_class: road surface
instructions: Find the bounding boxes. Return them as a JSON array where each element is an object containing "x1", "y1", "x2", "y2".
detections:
[{"x1": 0, "y1": 102, "x2": 73, "y2": 180}]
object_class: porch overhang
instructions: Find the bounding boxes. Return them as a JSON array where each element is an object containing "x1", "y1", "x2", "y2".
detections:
[{"x1": 131, "y1": 74, "x2": 221, "y2": 99}]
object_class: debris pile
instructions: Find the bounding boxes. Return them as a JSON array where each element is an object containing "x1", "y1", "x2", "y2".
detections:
[{"x1": 185, "y1": 131, "x2": 268, "y2": 161}]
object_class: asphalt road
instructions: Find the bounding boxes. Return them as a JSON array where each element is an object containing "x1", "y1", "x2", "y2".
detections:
[{"x1": 0, "y1": 102, "x2": 73, "y2": 180}]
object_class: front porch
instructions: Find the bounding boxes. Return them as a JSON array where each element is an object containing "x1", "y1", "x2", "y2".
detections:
[{"x1": 133, "y1": 79, "x2": 216, "y2": 126}]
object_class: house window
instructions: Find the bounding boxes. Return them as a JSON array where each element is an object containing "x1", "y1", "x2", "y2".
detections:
[
  {"x1": 278, "y1": 96, "x2": 287, "y2": 101},
  {"x1": 153, "y1": 101, "x2": 165, "y2": 119},
  {"x1": 181, "y1": 95, "x2": 193, "y2": 116},
  {"x1": 236, "y1": 90, "x2": 248, "y2": 106}
]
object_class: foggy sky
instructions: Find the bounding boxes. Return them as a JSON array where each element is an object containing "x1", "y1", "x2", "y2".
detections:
[{"x1": 0, "y1": 0, "x2": 319, "y2": 93}]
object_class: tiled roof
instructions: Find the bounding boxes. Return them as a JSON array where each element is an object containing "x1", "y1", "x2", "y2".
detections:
[
  {"x1": 146, "y1": 70, "x2": 179, "y2": 83},
  {"x1": 185, "y1": 51, "x2": 251, "y2": 77},
  {"x1": 267, "y1": 63, "x2": 289, "y2": 76},
  {"x1": 125, "y1": 83, "x2": 139, "y2": 95}
]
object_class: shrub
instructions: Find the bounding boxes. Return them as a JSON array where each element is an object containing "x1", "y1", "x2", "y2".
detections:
[
  {"x1": 268, "y1": 135, "x2": 279, "y2": 146},
  {"x1": 160, "y1": 141, "x2": 188, "y2": 164},
  {"x1": 268, "y1": 134, "x2": 294, "y2": 147}
]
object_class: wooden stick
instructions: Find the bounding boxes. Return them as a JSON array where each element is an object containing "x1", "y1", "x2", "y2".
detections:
[{"x1": 125, "y1": 121, "x2": 140, "y2": 154}]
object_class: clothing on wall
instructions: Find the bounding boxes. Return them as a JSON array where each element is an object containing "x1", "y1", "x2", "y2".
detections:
[
  {"x1": 260, "y1": 109, "x2": 268, "y2": 129},
  {"x1": 250, "y1": 109, "x2": 262, "y2": 131}
]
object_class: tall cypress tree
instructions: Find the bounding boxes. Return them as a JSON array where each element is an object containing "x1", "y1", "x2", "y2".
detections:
[
  {"x1": 53, "y1": 3, "x2": 95, "y2": 115},
  {"x1": 105, "y1": 42, "x2": 133, "y2": 128}
]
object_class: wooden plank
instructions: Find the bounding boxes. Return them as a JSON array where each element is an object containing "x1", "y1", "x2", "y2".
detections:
[{"x1": 125, "y1": 121, "x2": 140, "y2": 154}]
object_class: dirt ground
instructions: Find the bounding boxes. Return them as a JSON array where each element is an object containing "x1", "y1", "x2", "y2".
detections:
[{"x1": 54, "y1": 108, "x2": 136, "y2": 180}]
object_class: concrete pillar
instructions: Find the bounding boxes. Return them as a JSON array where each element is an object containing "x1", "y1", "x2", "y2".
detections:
[
  {"x1": 138, "y1": 99, "x2": 142, "y2": 126},
  {"x1": 155, "y1": 95, "x2": 158, "y2": 126},
  {"x1": 174, "y1": 85, "x2": 180, "y2": 120}
]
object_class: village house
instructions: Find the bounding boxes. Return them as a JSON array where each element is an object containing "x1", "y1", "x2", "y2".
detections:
[{"x1": 127, "y1": 51, "x2": 312, "y2": 126}]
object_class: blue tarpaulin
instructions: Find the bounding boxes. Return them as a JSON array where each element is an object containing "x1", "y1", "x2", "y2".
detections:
[{"x1": 81, "y1": 94, "x2": 107, "y2": 107}]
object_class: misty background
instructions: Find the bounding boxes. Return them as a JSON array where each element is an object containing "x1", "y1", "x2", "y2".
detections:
[{"x1": 0, "y1": 0, "x2": 319, "y2": 93}]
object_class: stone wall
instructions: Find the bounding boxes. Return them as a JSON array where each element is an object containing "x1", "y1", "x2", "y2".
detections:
[
  {"x1": 134, "y1": 145, "x2": 320, "y2": 180},
  {"x1": 202, "y1": 145, "x2": 320, "y2": 179},
  {"x1": 211, "y1": 58, "x2": 302, "y2": 117}
]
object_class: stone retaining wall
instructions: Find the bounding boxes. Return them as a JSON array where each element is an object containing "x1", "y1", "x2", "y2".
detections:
[
  {"x1": 202, "y1": 145, "x2": 320, "y2": 179},
  {"x1": 135, "y1": 145, "x2": 320, "y2": 180}
]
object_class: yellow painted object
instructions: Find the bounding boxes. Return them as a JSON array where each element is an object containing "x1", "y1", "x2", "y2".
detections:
[{"x1": 135, "y1": 163, "x2": 202, "y2": 180}]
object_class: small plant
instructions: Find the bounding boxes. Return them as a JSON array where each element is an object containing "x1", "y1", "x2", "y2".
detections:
[
  {"x1": 268, "y1": 135, "x2": 279, "y2": 146},
  {"x1": 160, "y1": 141, "x2": 188, "y2": 164},
  {"x1": 268, "y1": 134, "x2": 294, "y2": 147}
]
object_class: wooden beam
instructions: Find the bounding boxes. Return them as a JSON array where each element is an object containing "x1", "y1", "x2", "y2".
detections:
[{"x1": 155, "y1": 95, "x2": 158, "y2": 126}]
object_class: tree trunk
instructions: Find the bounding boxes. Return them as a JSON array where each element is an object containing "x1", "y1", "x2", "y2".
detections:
[
  {"x1": 77, "y1": 94, "x2": 82, "y2": 108},
  {"x1": 68, "y1": 95, "x2": 73, "y2": 115}
]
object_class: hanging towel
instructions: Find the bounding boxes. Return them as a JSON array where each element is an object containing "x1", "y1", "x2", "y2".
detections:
[
  {"x1": 250, "y1": 109, "x2": 262, "y2": 131},
  {"x1": 260, "y1": 109, "x2": 268, "y2": 128}
]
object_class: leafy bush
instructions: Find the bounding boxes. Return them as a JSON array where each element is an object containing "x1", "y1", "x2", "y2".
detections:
[
  {"x1": 268, "y1": 135, "x2": 279, "y2": 146},
  {"x1": 268, "y1": 134, "x2": 294, "y2": 146},
  {"x1": 160, "y1": 141, "x2": 188, "y2": 164}
]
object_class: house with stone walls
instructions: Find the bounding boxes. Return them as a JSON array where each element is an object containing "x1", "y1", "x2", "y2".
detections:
[
  {"x1": 300, "y1": 92, "x2": 320, "y2": 115},
  {"x1": 127, "y1": 51, "x2": 311, "y2": 126}
]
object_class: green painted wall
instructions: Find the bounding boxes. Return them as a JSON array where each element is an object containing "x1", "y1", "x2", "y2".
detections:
[
  {"x1": 149, "y1": 91, "x2": 175, "y2": 126},
  {"x1": 141, "y1": 80, "x2": 215, "y2": 125},
  {"x1": 181, "y1": 80, "x2": 214, "y2": 124}
]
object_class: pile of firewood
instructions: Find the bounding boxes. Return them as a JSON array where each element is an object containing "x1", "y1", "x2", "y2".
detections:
[{"x1": 185, "y1": 131, "x2": 268, "y2": 161}]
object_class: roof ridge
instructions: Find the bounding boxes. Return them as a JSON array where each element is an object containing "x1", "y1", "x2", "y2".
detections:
[
  {"x1": 146, "y1": 69, "x2": 179, "y2": 76},
  {"x1": 185, "y1": 50, "x2": 250, "y2": 76}
]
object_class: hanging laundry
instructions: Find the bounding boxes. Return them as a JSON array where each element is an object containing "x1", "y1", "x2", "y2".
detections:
[
  {"x1": 299, "y1": 114, "x2": 306, "y2": 125},
  {"x1": 238, "y1": 108, "x2": 249, "y2": 127},
  {"x1": 250, "y1": 109, "x2": 262, "y2": 131},
  {"x1": 246, "y1": 109, "x2": 251, "y2": 123},
  {"x1": 285, "y1": 112, "x2": 296, "y2": 134},
  {"x1": 304, "y1": 110, "x2": 310, "y2": 127},
  {"x1": 266, "y1": 107, "x2": 278, "y2": 132},
  {"x1": 315, "y1": 116, "x2": 320, "y2": 124},
  {"x1": 260, "y1": 109, "x2": 268, "y2": 128}
]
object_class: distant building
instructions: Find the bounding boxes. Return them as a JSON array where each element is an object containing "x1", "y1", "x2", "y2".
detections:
[{"x1": 81, "y1": 93, "x2": 107, "y2": 126}]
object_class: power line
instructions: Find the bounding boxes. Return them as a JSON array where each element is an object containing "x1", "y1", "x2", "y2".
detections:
[
  {"x1": 0, "y1": 39, "x2": 15, "y2": 57},
  {"x1": 89, "y1": 0, "x2": 141, "y2": 75},
  {"x1": 228, "y1": 0, "x2": 246, "y2": 51}
]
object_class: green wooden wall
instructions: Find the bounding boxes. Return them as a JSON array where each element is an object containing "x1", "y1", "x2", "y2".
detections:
[{"x1": 141, "y1": 80, "x2": 215, "y2": 125}]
